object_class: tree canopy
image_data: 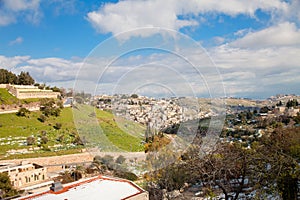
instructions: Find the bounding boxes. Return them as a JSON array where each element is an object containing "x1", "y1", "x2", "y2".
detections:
[
  {"x1": 146, "y1": 126, "x2": 300, "y2": 200},
  {"x1": 0, "y1": 172, "x2": 18, "y2": 198},
  {"x1": 0, "y1": 69, "x2": 34, "y2": 85}
]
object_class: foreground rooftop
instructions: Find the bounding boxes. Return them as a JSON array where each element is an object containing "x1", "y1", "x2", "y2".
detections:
[{"x1": 18, "y1": 175, "x2": 148, "y2": 200}]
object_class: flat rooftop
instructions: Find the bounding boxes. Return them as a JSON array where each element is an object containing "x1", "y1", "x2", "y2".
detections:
[{"x1": 19, "y1": 176, "x2": 147, "y2": 200}]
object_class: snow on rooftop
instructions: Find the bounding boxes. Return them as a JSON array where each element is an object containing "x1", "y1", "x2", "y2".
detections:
[{"x1": 22, "y1": 176, "x2": 142, "y2": 200}]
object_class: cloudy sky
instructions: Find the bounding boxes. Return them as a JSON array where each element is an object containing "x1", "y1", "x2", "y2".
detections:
[{"x1": 0, "y1": 0, "x2": 300, "y2": 99}]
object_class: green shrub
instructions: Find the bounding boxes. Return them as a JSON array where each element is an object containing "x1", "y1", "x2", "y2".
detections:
[
  {"x1": 16, "y1": 107, "x2": 30, "y2": 117},
  {"x1": 54, "y1": 122, "x2": 62, "y2": 130},
  {"x1": 114, "y1": 170, "x2": 138, "y2": 181},
  {"x1": 26, "y1": 136, "x2": 35, "y2": 145},
  {"x1": 116, "y1": 155, "x2": 126, "y2": 164},
  {"x1": 38, "y1": 114, "x2": 47, "y2": 122}
]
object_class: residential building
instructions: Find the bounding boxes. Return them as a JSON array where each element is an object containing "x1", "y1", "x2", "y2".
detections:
[{"x1": 0, "y1": 162, "x2": 48, "y2": 189}]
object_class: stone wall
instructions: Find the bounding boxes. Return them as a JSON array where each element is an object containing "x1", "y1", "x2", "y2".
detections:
[
  {"x1": 17, "y1": 91, "x2": 59, "y2": 99},
  {"x1": 5, "y1": 84, "x2": 59, "y2": 99},
  {"x1": 0, "y1": 84, "x2": 7, "y2": 88}
]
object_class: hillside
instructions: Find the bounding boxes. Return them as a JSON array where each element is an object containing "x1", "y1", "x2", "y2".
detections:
[
  {"x1": 0, "y1": 88, "x2": 19, "y2": 105},
  {"x1": 0, "y1": 107, "x2": 145, "y2": 160}
]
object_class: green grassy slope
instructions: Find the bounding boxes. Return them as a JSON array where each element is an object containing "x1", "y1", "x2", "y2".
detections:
[
  {"x1": 73, "y1": 105, "x2": 145, "y2": 152},
  {"x1": 0, "y1": 107, "x2": 145, "y2": 159},
  {"x1": 0, "y1": 88, "x2": 19, "y2": 105}
]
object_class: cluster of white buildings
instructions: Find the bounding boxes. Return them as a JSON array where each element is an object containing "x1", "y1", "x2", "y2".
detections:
[{"x1": 95, "y1": 95, "x2": 213, "y2": 130}]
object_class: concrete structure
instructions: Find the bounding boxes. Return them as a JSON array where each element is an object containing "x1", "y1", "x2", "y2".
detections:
[
  {"x1": 5, "y1": 84, "x2": 59, "y2": 99},
  {"x1": 18, "y1": 176, "x2": 149, "y2": 200},
  {"x1": 0, "y1": 162, "x2": 48, "y2": 189},
  {"x1": 0, "y1": 84, "x2": 7, "y2": 88}
]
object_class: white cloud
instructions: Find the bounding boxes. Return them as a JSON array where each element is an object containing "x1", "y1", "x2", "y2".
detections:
[
  {"x1": 279, "y1": 0, "x2": 300, "y2": 23},
  {"x1": 213, "y1": 20, "x2": 300, "y2": 97},
  {"x1": 0, "y1": 0, "x2": 42, "y2": 26},
  {"x1": 47, "y1": 0, "x2": 78, "y2": 16},
  {"x1": 209, "y1": 43, "x2": 300, "y2": 97},
  {"x1": 86, "y1": 0, "x2": 197, "y2": 40},
  {"x1": 0, "y1": 55, "x2": 81, "y2": 84},
  {"x1": 1, "y1": 37, "x2": 299, "y2": 98},
  {"x1": 230, "y1": 22, "x2": 300, "y2": 48},
  {"x1": 0, "y1": 14, "x2": 15, "y2": 26},
  {"x1": 0, "y1": 55, "x2": 30, "y2": 69},
  {"x1": 3, "y1": 0, "x2": 40, "y2": 12},
  {"x1": 86, "y1": 0, "x2": 288, "y2": 40},
  {"x1": 212, "y1": 36, "x2": 225, "y2": 45},
  {"x1": 9, "y1": 37, "x2": 23, "y2": 46},
  {"x1": 2, "y1": 10, "x2": 300, "y2": 99}
]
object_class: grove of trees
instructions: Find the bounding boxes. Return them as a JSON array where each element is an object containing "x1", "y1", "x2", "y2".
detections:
[
  {"x1": 146, "y1": 126, "x2": 300, "y2": 200},
  {"x1": 39, "y1": 98, "x2": 63, "y2": 117},
  {"x1": 0, "y1": 69, "x2": 34, "y2": 85}
]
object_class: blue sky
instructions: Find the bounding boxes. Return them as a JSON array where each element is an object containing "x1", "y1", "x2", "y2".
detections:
[{"x1": 1, "y1": 0, "x2": 300, "y2": 99}]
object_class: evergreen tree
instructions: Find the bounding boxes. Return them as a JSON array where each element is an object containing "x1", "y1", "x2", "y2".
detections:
[
  {"x1": 0, "y1": 172, "x2": 18, "y2": 198},
  {"x1": 17, "y1": 71, "x2": 34, "y2": 85},
  {"x1": 286, "y1": 99, "x2": 299, "y2": 108},
  {"x1": 0, "y1": 69, "x2": 18, "y2": 84}
]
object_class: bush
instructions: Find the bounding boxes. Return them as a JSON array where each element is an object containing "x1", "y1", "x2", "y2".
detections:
[
  {"x1": 38, "y1": 114, "x2": 47, "y2": 122},
  {"x1": 57, "y1": 172, "x2": 74, "y2": 184},
  {"x1": 26, "y1": 136, "x2": 35, "y2": 145},
  {"x1": 73, "y1": 135, "x2": 84, "y2": 145},
  {"x1": 93, "y1": 155, "x2": 115, "y2": 170},
  {"x1": 131, "y1": 94, "x2": 138, "y2": 98},
  {"x1": 16, "y1": 107, "x2": 30, "y2": 117},
  {"x1": 71, "y1": 171, "x2": 82, "y2": 181},
  {"x1": 57, "y1": 134, "x2": 64, "y2": 142},
  {"x1": 113, "y1": 170, "x2": 138, "y2": 181},
  {"x1": 40, "y1": 98, "x2": 62, "y2": 117},
  {"x1": 101, "y1": 155, "x2": 114, "y2": 165},
  {"x1": 40, "y1": 136, "x2": 48, "y2": 144},
  {"x1": 41, "y1": 144, "x2": 51, "y2": 151},
  {"x1": 116, "y1": 155, "x2": 126, "y2": 164},
  {"x1": 54, "y1": 122, "x2": 62, "y2": 130}
]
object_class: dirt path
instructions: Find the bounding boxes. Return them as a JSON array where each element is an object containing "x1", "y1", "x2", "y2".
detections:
[
  {"x1": 0, "y1": 151, "x2": 146, "y2": 166},
  {"x1": 0, "y1": 107, "x2": 40, "y2": 114}
]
